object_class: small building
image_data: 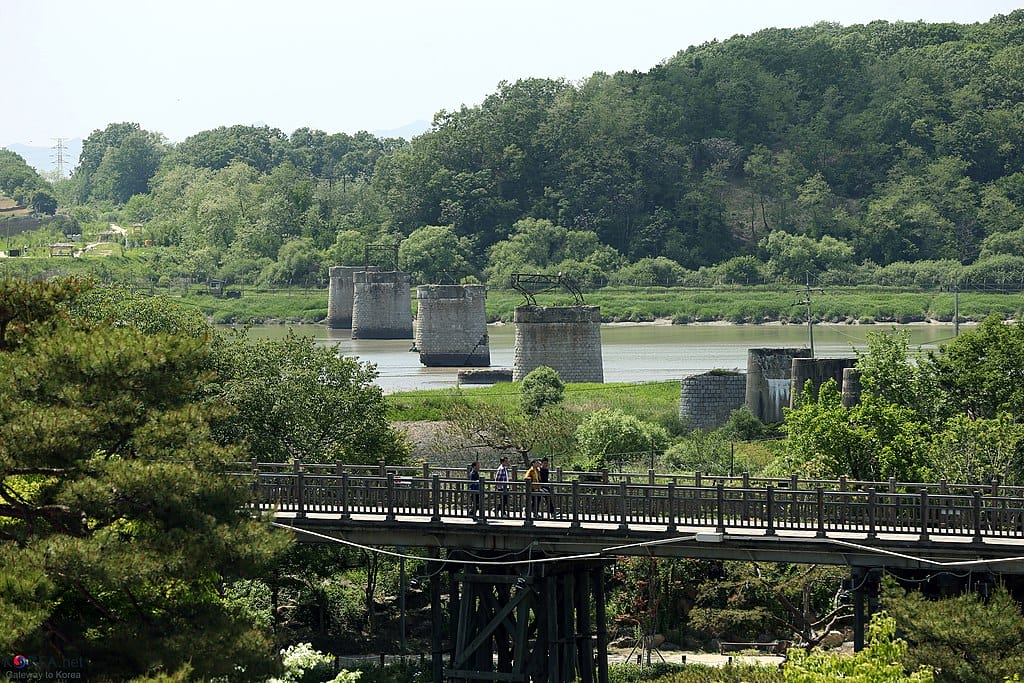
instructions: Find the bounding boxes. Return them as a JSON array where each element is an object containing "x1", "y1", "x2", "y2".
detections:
[{"x1": 48, "y1": 243, "x2": 75, "y2": 257}]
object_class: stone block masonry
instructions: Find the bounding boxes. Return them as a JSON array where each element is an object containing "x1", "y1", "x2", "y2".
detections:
[
  {"x1": 679, "y1": 372, "x2": 747, "y2": 431},
  {"x1": 512, "y1": 305, "x2": 603, "y2": 383},
  {"x1": 415, "y1": 284, "x2": 490, "y2": 366},
  {"x1": 351, "y1": 270, "x2": 413, "y2": 339},
  {"x1": 326, "y1": 265, "x2": 377, "y2": 329}
]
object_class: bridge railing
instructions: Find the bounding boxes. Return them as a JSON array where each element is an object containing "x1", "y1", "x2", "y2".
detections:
[
  {"x1": 235, "y1": 463, "x2": 1024, "y2": 542},
  {"x1": 234, "y1": 459, "x2": 1023, "y2": 498}
]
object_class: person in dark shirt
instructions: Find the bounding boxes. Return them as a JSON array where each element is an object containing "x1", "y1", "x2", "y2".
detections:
[
  {"x1": 467, "y1": 461, "x2": 482, "y2": 518},
  {"x1": 494, "y1": 456, "x2": 510, "y2": 516},
  {"x1": 539, "y1": 457, "x2": 555, "y2": 516}
]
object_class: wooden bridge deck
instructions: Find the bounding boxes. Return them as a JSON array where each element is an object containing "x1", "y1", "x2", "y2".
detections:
[{"x1": 236, "y1": 463, "x2": 1024, "y2": 572}]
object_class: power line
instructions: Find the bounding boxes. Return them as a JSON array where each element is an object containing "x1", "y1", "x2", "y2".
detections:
[{"x1": 794, "y1": 273, "x2": 826, "y2": 358}]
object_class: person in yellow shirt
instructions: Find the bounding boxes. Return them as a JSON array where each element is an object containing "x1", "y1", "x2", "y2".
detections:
[{"x1": 524, "y1": 460, "x2": 542, "y2": 515}]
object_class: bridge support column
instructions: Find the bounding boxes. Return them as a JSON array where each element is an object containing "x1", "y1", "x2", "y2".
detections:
[
  {"x1": 851, "y1": 567, "x2": 881, "y2": 651},
  {"x1": 440, "y1": 551, "x2": 607, "y2": 683},
  {"x1": 431, "y1": 547, "x2": 444, "y2": 683}
]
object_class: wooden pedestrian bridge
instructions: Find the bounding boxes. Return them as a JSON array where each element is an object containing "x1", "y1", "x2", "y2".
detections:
[
  {"x1": 237, "y1": 460, "x2": 1024, "y2": 572},
  {"x1": 235, "y1": 460, "x2": 1024, "y2": 683}
]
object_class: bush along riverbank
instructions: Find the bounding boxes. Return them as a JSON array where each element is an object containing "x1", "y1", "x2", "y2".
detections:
[{"x1": 165, "y1": 284, "x2": 1023, "y2": 326}]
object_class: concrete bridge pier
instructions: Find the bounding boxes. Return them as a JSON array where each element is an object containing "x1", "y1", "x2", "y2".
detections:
[
  {"x1": 436, "y1": 550, "x2": 608, "y2": 683},
  {"x1": 326, "y1": 265, "x2": 378, "y2": 329}
]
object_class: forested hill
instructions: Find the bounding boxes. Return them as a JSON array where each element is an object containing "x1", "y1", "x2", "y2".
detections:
[{"x1": 4, "y1": 12, "x2": 1024, "y2": 290}]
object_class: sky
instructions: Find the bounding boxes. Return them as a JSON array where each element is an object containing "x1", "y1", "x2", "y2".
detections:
[{"x1": 2, "y1": 0, "x2": 1023, "y2": 147}]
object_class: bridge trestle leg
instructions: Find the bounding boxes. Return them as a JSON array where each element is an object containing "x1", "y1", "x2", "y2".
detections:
[{"x1": 440, "y1": 554, "x2": 607, "y2": 683}]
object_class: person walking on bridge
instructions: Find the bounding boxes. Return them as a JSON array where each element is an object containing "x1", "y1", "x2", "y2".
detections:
[
  {"x1": 524, "y1": 459, "x2": 542, "y2": 515},
  {"x1": 467, "y1": 461, "x2": 483, "y2": 518},
  {"x1": 539, "y1": 457, "x2": 556, "y2": 517},
  {"x1": 494, "y1": 456, "x2": 510, "y2": 516}
]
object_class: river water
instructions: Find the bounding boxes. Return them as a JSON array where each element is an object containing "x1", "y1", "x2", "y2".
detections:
[{"x1": 239, "y1": 322, "x2": 961, "y2": 393}]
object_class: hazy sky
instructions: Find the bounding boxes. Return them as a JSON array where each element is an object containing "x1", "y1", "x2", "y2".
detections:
[{"x1": 3, "y1": 0, "x2": 1022, "y2": 146}]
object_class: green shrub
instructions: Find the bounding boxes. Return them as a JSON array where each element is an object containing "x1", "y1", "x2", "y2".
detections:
[
  {"x1": 520, "y1": 365, "x2": 565, "y2": 416},
  {"x1": 575, "y1": 409, "x2": 671, "y2": 470},
  {"x1": 609, "y1": 662, "x2": 781, "y2": 683}
]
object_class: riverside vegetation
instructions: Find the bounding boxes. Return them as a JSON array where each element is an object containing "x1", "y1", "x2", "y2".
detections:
[
  {"x1": 6, "y1": 10, "x2": 1024, "y2": 682},
  {"x1": 6, "y1": 279, "x2": 1024, "y2": 682},
  {"x1": 2, "y1": 261, "x2": 1020, "y2": 326}
]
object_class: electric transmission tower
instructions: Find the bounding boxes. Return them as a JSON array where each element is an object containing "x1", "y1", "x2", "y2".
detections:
[{"x1": 51, "y1": 138, "x2": 69, "y2": 178}]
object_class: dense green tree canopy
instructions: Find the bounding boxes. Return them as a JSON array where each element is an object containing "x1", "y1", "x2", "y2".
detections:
[
  {"x1": 72, "y1": 122, "x2": 168, "y2": 204},
  {"x1": 14, "y1": 13, "x2": 1024, "y2": 292},
  {"x1": 398, "y1": 224, "x2": 476, "y2": 284},
  {"x1": 0, "y1": 150, "x2": 46, "y2": 203},
  {"x1": 0, "y1": 278, "x2": 288, "y2": 681},
  {"x1": 780, "y1": 319, "x2": 1024, "y2": 484},
  {"x1": 207, "y1": 329, "x2": 409, "y2": 464}
]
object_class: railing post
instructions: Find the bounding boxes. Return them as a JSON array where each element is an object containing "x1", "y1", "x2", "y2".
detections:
[
  {"x1": 765, "y1": 486, "x2": 775, "y2": 536},
  {"x1": 742, "y1": 472, "x2": 750, "y2": 521},
  {"x1": 667, "y1": 482, "x2": 677, "y2": 532},
  {"x1": 618, "y1": 482, "x2": 629, "y2": 531},
  {"x1": 816, "y1": 487, "x2": 825, "y2": 538},
  {"x1": 919, "y1": 488, "x2": 930, "y2": 542},
  {"x1": 973, "y1": 490, "x2": 983, "y2": 544},
  {"x1": 716, "y1": 482, "x2": 725, "y2": 533},
  {"x1": 525, "y1": 481, "x2": 534, "y2": 527},
  {"x1": 571, "y1": 480, "x2": 581, "y2": 529},
  {"x1": 430, "y1": 475, "x2": 441, "y2": 522},
  {"x1": 696, "y1": 471, "x2": 703, "y2": 489},
  {"x1": 386, "y1": 473, "x2": 396, "y2": 521},
  {"x1": 839, "y1": 475, "x2": 848, "y2": 524},
  {"x1": 600, "y1": 468, "x2": 609, "y2": 484},
  {"x1": 867, "y1": 488, "x2": 877, "y2": 539},
  {"x1": 250, "y1": 462, "x2": 262, "y2": 509},
  {"x1": 476, "y1": 480, "x2": 487, "y2": 524},
  {"x1": 294, "y1": 458, "x2": 305, "y2": 519},
  {"x1": 378, "y1": 460, "x2": 386, "y2": 477},
  {"x1": 648, "y1": 469, "x2": 655, "y2": 486},
  {"x1": 422, "y1": 462, "x2": 430, "y2": 479},
  {"x1": 332, "y1": 461, "x2": 344, "y2": 509},
  {"x1": 340, "y1": 473, "x2": 350, "y2": 520}
]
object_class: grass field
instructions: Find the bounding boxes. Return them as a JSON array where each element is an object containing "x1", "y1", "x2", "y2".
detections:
[{"x1": 386, "y1": 379, "x2": 681, "y2": 424}]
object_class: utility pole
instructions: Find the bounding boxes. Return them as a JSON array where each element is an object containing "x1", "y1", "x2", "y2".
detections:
[
  {"x1": 51, "y1": 138, "x2": 69, "y2": 178},
  {"x1": 953, "y1": 283, "x2": 960, "y2": 337},
  {"x1": 795, "y1": 273, "x2": 825, "y2": 358}
]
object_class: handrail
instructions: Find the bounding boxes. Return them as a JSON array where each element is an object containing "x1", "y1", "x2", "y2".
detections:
[
  {"x1": 233, "y1": 466, "x2": 1024, "y2": 543},
  {"x1": 233, "y1": 460, "x2": 1021, "y2": 498}
]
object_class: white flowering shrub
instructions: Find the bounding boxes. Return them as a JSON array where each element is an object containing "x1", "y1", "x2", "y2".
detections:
[{"x1": 268, "y1": 643, "x2": 361, "y2": 683}]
